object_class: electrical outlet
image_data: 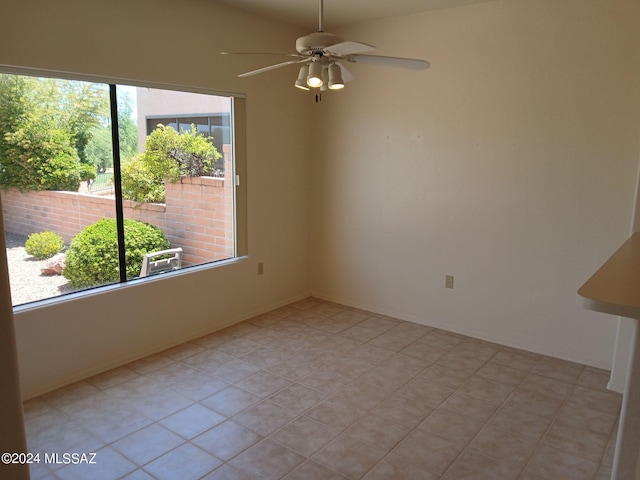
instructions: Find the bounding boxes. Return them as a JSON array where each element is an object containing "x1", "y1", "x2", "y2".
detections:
[
  {"x1": 258, "y1": 262, "x2": 264, "y2": 275},
  {"x1": 445, "y1": 275, "x2": 454, "y2": 289}
]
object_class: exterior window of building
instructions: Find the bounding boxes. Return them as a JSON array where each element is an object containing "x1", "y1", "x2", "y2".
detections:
[{"x1": 0, "y1": 72, "x2": 247, "y2": 308}]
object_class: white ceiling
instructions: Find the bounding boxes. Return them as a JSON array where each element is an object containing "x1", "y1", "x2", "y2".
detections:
[{"x1": 212, "y1": 0, "x2": 495, "y2": 30}]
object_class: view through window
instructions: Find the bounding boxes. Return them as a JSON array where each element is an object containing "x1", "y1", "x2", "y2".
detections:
[{"x1": 0, "y1": 73, "x2": 243, "y2": 307}]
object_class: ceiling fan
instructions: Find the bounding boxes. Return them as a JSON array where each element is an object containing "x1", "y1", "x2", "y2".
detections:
[{"x1": 221, "y1": 0, "x2": 430, "y2": 92}]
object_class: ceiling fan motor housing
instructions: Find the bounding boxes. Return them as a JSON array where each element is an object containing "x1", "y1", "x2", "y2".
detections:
[{"x1": 296, "y1": 32, "x2": 344, "y2": 55}]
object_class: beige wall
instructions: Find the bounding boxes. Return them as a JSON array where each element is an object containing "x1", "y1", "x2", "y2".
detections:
[
  {"x1": 310, "y1": 0, "x2": 640, "y2": 368},
  {"x1": 0, "y1": 0, "x2": 312, "y2": 398},
  {"x1": 2, "y1": 0, "x2": 640, "y2": 400}
]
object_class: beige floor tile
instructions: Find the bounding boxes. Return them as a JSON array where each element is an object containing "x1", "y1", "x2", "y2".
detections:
[
  {"x1": 554, "y1": 402, "x2": 618, "y2": 435},
  {"x1": 201, "y1": 463, "x2": 253, "y2": 480},
  {"x1": 111, "y1": 424, "x2": 184, "y2": 466},
  {"x1": 169, "y1": 373, "x2": 228, "y2": 402},
  {"x1": 232, "y1": 400, "x2": 298, "y2": 436},
  {"x1": 368, "y1": 331, "x2": 417, "y2": 351},
  {"x1": 445, "y1": 449, "x2": 521, "y2": 480},
  {"x1": 267, "y1": 354, "x2": 324, "y2": 380},
  {"x1": 345, "y1": 412, "x2": 413, "y2": 450},
  {"x1": 541, "y1": 421, "x2": 609, "y2": 462},
  {"x1": 79, "y1": 406, "x2": 154, "y2": 444},
  {"x1": 235, "y1": 370, "x2": 291, "y2": 397},
  {"x1": 419, "y1": 329, "x2": 466, "y2": 349},
  {"x1": 475, "y1": 361, "x2": 529, "y2": 386},
  {"x1": 387, "y1": 429, "x2": 461, "y2": 476},
  {"x1": 564, "y1": 385, "x2": 622, "y2": 416},
  {"x1": 268, "y1": 383, "x2": 328, "y2": 413},
  {"x1": 143, "y1": 443, "x2": 222, "y2": 480},
  {"x1": 596, "y1": 464, "x2": 613, "y2": 480},
  {"x1": 459, "y1": 375, "x2": 515, "y2": 405},
  {"x1": 501, "y1": 388, "x2": 563, "y2": 419},
  {"x1": 468, "y1": 424, "x2": 537, "y2": 469},
  {"x1": 348, "y1": 344, "x2": 395, "y2": 364},
  {"x1": 518, "y1": 373, "x2": 573, "y2": 400},
  {"x1": 373, "y1": 393, "x2": 433, "y2": 428},
  {"x1": 30, "y1": 423, "x2": 105, "y2": 460},
  {"x1": 531, "y1": 357, "x2": 585, "y2": 383},
  {"x1": 181, "y1": 349, "x2": 235, "y2": 372},
  {"x1": 400, "y1": 341, "x2": 451, "y2": 363},
  {"x1": 602, "y1": 434, "x2": 616, "y2": 467},
  {"x1": 524, "y1": 444, "x2": 599, "y2": 480},
  {"x1": 299, "y1": 367, "x2": 354, "y2": 394},
  {"x1": 128, "y1": 353, "x2": 176, "y2": 375},
  {"x1": 305, "y1": 398, "x2": 367, "y2": 430},
  {"x1": 159, "y1": 404, "x2": 226, "y2": 439},
  {"x1": 419, "y1": 408, "x2": 484, "y2": 448},
  {"x1": 236, "y1": 329, "x2": 284, "y2": 347},
  {"x1": 270, "y1": 416, "x2": 340, "y2": 457},
  {"x1": 312, "y1": 434, "x2": 387, "y2": 479},
  {"x1": 329, "y1": 380, "x2": 392, "y2": 411},
  {"x1": 395, "y1": 376, "x2": 455, "y2": 407},
  {"x1": 209, "y1": 359, "x2": 261, "y2": 383},
  {"x1": 320, "y1": 335, "x2": 362, "y2": 354},
  {"x1": 200, "y1": 386, "x2": 261, "y2": 417},
  {"x1": 418, "y1": 363, "x2": 473, "y2": 389},
  {"x1": 440, "y1": 391, "x2": 499, "y2": 423},
  {"x1": 143, "y1": 362, "x2": 203, "y2": 387},
  {"x1": 577, "y1": 368, "x2": 611, "y2": 392},
  {"x1": 488, "y1": 403, "x2": 552, "y2": 441},
  {"x1": 86, "y1": 366, "x2": 139, "y2": 390},
  {"x1": 55, "y1": 446, "x2": 137, "y2": 480},
  {"x1": 228, "y1": 439, "x2": 304, "y2": 480},
  {"x1": 491, "y1": 349, "x2": 541, "y2": 372},
  {"x1": 23, "y1": 299, "x2": 617, "y2": 480},
  {"x1": 161, "y1": 341, "x2": 206, "y2": 361},
  {"x1": 41, "y1": 381, "x2": 102, "y2": 409},
  {"x1": 125, "y1": 389, "x2": 193, "y2": 421},
  {"x1": 284, "y1": 460, "x2": 349, "y2": 479},
  {"x1": 363, "y1": 459, "x2": 440, "y2": 480},
  {"x1": 103, "y1": 375, "x2": 165, "y2": 402},
  {"x1": 192, "y1": 420, "x2": 263, "y2": 461}
]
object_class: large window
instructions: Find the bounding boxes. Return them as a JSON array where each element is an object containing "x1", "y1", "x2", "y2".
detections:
[{"x1": 0, "y1": 72, "x2": 246, "y2": 308}]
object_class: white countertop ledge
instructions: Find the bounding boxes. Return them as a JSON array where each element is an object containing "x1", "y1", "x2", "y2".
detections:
[{"x1": 578, "y1": 233, "x2": 640, "y2": 320}]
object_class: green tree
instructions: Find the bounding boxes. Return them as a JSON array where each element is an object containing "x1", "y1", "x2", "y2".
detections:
[
  {"x1": 1, "y1": 115, "x2": 93, "y2": 191},
  {"x1": 116, "y1": 91, "x2": 139, "y2": 162},
  {"x1": 84, "y1": 91, "x2": 138, "y2": 172},
  {"x1": 121, "y1": 124, "x2": 221, "y2": 203},
  {"x1": 0, "y1": 74, "x2": 108, "y2": 191}
]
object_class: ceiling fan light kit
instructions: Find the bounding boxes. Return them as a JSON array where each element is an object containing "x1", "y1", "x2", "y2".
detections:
[
  {"x1": 222, "y1": 0, "x2": 430, "y2": 93},
  {"x1": 294, "y1": 65, "x2": 310, "y2": 90},
  {"x1": 307, "y1": 61, "x2": 324, "y2": 88}
]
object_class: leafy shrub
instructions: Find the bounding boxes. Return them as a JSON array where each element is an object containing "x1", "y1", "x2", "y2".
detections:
[
  {"x1": 63, "y1": 218, "x2": 170, "y2": 288},
  {"x1": 120, "y1": 124, "x2": 221, "y2": 203},
  {"x1": 121, "y1": 155, "x2": 166, "y2": 203},
  {"x1": 1, "y1": 118, "x2": 88, "y2": 191},
  {"x1": 24, "y1": 231, "x2": 64, "y2": 259}
]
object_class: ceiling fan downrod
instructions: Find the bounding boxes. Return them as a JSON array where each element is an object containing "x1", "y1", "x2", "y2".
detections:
[{"x1": 318, "y1": 0, "x2": 324, "y2": 32}]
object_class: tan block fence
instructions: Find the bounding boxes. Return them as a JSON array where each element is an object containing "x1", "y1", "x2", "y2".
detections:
[{"x1": 0, "y1": 145, "x2": 234, "y2": 266}]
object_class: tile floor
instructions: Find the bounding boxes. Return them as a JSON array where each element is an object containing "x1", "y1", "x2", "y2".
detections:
[{"x1": 23, "y1": 297, "x2": 621, "y2": 480}]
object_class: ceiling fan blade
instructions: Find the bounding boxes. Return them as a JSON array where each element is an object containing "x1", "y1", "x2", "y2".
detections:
[
  {"x1": 345, "y1": 54, "x2": 430, "y2": 70},
  {"x1": 221, "y1": 51, "x2": 304, "y2": 58},
  {"x1": 325, "y1": 41, "x2": 375, "y2": 56},
  {"x1": 237, "y1": 58, "x2": 310, "y2": 78},
  {"x1": 336, "y1": 62, "x2": 354, "y2": 83}
]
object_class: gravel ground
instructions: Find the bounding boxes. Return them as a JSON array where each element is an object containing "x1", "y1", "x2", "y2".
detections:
[{"x1": 4, "y1": 232, "x2": 74, "y2": 306}]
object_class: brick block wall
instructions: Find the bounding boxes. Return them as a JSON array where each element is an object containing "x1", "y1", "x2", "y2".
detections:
[{"x1": 0, "y1": 145, "x2": 234, "y2": 267}]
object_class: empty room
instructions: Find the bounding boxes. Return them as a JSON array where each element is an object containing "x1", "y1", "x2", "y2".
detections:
[{"x1": 1, "y1": 0, "x2": 640, "y2": 479}]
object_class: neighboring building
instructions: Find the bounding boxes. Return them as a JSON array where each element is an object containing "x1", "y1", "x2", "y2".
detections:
[{"x1": 136, "y1": 87, "x2": 231, "y2": 171}]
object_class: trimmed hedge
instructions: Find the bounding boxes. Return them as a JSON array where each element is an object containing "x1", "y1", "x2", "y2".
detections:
[
  {"x1": 24, "y1": 231, "x2": 64, "y2": 259},
  {"x1": 63, "y1": 218, "x2": 170, "y2": 288}
]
